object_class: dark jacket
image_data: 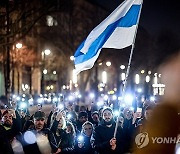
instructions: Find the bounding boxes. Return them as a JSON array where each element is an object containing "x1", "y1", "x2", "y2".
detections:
[
  {"x1": 92, "y1": 120, "x2": 124, "y2": 154},
  {"x1": 74, "y1": 133, "x2": 94, "y2": 154},
  {"x1": 0, "y1": 111, "x2": 21, "y2": 154},
  {"x1": 51, "y1": 119, "x2": 74, "y2": 154},
  {"x1": 18, "y1": 127, "x2": 58, "y2": 154},
  {"x1": 123, "y1": 118, "x2": 136, "y2": 153}
]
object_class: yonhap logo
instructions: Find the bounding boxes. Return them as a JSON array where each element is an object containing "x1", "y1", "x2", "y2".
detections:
[
  {"x1": 135, "y1": 132, "x2": 180, "y2": 149},
  {"x1": 135, "y1": 132, "x2": 149, "y2": 148}
]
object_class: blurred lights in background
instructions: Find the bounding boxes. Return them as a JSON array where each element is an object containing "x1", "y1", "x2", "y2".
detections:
[
  {"x1": 102, "y1": 71, "x2": 107, "y2": 84},
  {"x1": 120, "y1": 65, "x2": 125, "y2": 70},
  {"x1": 106, "y1": 61, "x2": 111, "y2": 67},
  {"x1": 135, "y1": 74, "x2": 140, "y2": 84}
]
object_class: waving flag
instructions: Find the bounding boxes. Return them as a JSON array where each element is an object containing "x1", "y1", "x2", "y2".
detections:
[{"x1": 74, "y1": 0, "x2": 143, "y2": 74}]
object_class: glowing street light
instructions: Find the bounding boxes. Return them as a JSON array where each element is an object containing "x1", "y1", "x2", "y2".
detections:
[
  {"x1": 106, "y1": 61, "x2": 111, "y2": 67},
  {"x1": 53, "y1": 71, "x2": 56, "y2": 75},
  {"x1": 146, "y1": 75, "x2": 150, "y2": 83},
  {"x1": 141, "y1": 70, "x2": 145, "y2": 74},
  {"x1": 70, "y1": 56, "x2": 74, "y2": 61},
  {"x1": 44, "y1": 49, "x2": 51, "y2": 56},
  {"x1": 16, "y1": 43, "x2": 22, "y2": 49},
  {"x1": 120, "y1": 65, "x2": 125, "y2": 70},
  {"x1": 43, "y1": 69, "x2": 48, "y2": 74}
]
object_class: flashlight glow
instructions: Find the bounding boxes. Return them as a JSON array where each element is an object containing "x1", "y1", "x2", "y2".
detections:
[
  {"x1": 16, "y1": 96, "x2": 21, "y2": 101},
  {"x1": 114, "y1": 110, "x2": 119, "y2": 116},
  {"x1": 97, "y1": 101, "x2": 104, "y2": 107},
  {"x1": 137, "y1": 88, "x2": 142, "y2": 93},
  {"x1": 53, "y1": 97, "x2": 58, "y2": 102},
  {"x1": 20, "y1": 102, "x2": 27, "y2": 109},
  {"x1": 37, "y1": 98, "x2": 43, "y2": 104},
  {"x1": 104, "y1": 95, "x2": 108, "y2": 101},
  {"x1": 58, "y1": 104, "x2": 64, "y2": 110},
  {"x1": 68, "y1": 95, "x2": 74, "y2": 101},
  {"x1": 67, "y1": 114, "x2": 72, "y2": 119},
  {"x1": 89, "y1": 93, "x2": 95, "y2": 99},
  {"x1": 78, "y1": 135, "x2": 84, "y2": 142},
  {"x1": 150, "y1": 96, "x2": 155, "y2": 102},
  {"x1": 124, "y1": 94, "x2": 134, "y2": 105}
]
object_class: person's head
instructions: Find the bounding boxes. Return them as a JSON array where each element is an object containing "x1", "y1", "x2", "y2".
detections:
[
  {"x1": 57, "y1": 114, "x2": 66, "y2": 129},
  {"x1": 144, "y1": 105, "x2": 154, "y2": 121},
  {"x1": 91, "y1": 111, "x2": 99, "y2": 122},
  {"x1": 81, "y1": 121, "x2": 93, "y2": 137},
  {"x1": 118, "y1": 116, "x2": 124, "y2": 128},
  {"x1": 102, "y1": 107, "x2": 113, "y2": 124},
  {"x1": 66, "y1": 122, "x2": 76, "y2": 136},
  {"x1": 1, "y1": 110, "x2": 13, "y2": 127},
  {"x1": 79, "y1": 106, "x2": 86, "y2": 112},
  {"x1": 123, "y1": 108, "x2": 133, "y2": 120},
  {"x1": 78, "y1": 111, "x2": 88, "y2": 124},
  {"x1": 33, "y1": 111, "x2": 45, "y2": 131}
]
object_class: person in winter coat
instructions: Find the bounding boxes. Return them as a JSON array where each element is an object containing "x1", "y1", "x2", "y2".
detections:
[
  {"x1": 51, "y1": 112, "x2": 74, "y2": 154},
  {"x1": 74, "y1": 121, "x2": 95, "y2": 154},
  {"x1": 91, "y1": 107, "x2": 124, "y2": 154},
  {"x1": 0, "y1": 109, "x2": 21, "y2": 154},
  {"x1": 17, "y1": 111, "x2": 60, "y2": 154}
]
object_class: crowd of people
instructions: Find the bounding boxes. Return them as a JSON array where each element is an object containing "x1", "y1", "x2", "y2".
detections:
[{"x1": 0, "y1": 95, "x2": 157, "y2": 154}]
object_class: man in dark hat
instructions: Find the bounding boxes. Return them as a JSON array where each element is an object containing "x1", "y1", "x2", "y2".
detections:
[
  {"x1": 18, "y1": 111, "x2": 60, "y2": 154},
  {"x1": 33, "y1": 111, "x2": 46, "y2": 131}
]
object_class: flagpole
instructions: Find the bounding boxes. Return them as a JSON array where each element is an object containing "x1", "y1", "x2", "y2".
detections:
[{"x1": 113, "y1": 0, "x2": 144, "y2": 138}]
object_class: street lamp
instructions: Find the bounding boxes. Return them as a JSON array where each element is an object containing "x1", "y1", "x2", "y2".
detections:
[
  {"x1": 44, "y1": 49, "x2": 51, "y2": 56},
  {"x1": 106, "y1": 61, "x2": 111, "y2": 67},
  {"x1": 120, "y1": 65, "x2": 125, "y2": 70},
  {"x1": 70, "y1": 56, "x2": 74, "y2": 61},
  {"x1": 43, "y1": 69, "x2": 48, "y2": 75},
  {"x1": 16, "y1": 43, "x2": 22, "y2": 49}
]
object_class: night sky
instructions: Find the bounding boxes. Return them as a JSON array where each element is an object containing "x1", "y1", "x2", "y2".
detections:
[{"x1": 89, "y1": 0, "x2": 180, "y2": 37}]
